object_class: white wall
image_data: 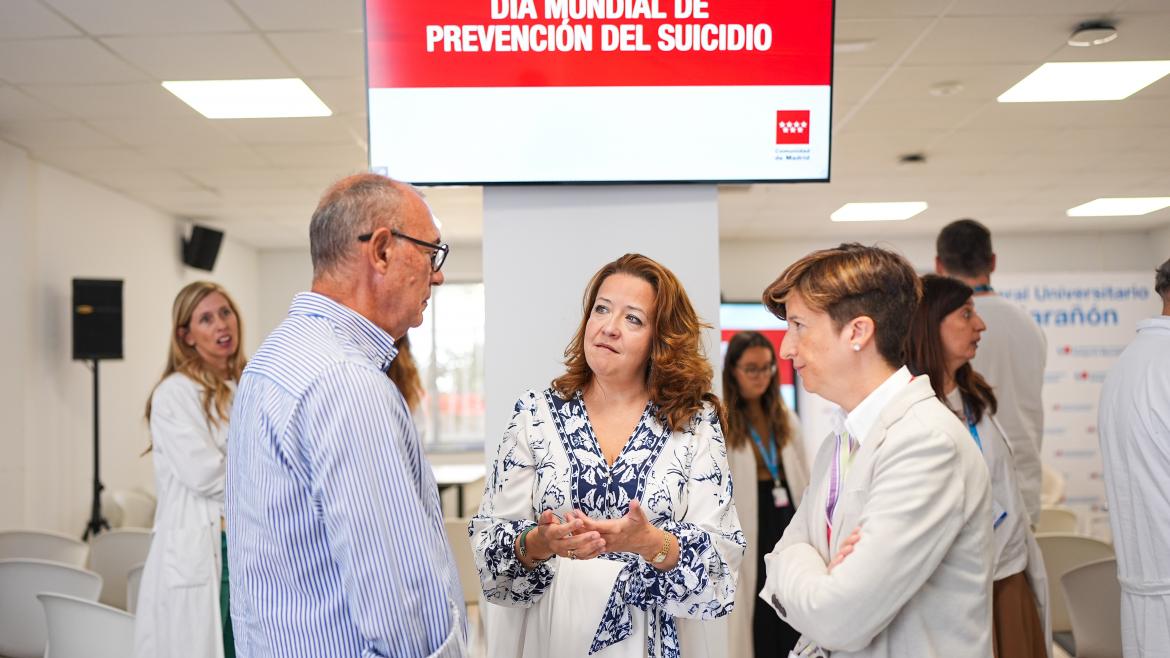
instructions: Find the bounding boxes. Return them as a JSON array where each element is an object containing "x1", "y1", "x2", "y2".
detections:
[
  {"x1": 0, "y1": 140, "x2": 260, "y2": 535},
  {"x1": 719, "y1": 230, "x2": 1167, "y2": 301}
]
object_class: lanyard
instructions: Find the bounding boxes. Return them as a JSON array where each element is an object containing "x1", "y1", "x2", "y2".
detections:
[
  {"x1": 962, "y1": 403, "x2": 983, "y2": 452},
  {"x1": 749, "y1": 427, "x2": 782, "y2": 485},
  {"x1": 972, "y1": 284, "x2": 993, "y2": 293}
]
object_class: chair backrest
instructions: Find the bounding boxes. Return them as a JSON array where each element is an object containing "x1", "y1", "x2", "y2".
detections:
[
  {"x1": 88, "y1": 528, "x2": 153, "y2": 609},
  {"x1": 1037, "y1": 506, "x2": 1079, "y2": 534},
  {"x1": 38, "y1": 592, "x2": 135, "y2": 658},
  {"x1": 1061, "y1": 558, "x2": 1122, "y2": 658},
  {"x1": 444, "y1": 518, "x2": 481, "y2": 605},
  {"x1": 126, "y1": 562, "x2": 145, "y2": 614},
  {"x1": 0, "y1": 529, "x2": 90, "y2": 566},
  {"x1": 111, "y1": 489, "x2": 157, "y2": 529},
  {"x1": 0, "y1": 558, "x2": 103, "y2": 658},
  {"x1": 99, "y1": 490, "x2": 125, "y2": 528},
  {"x1": 1040, "y1": 463, "x2": 1066, "y2": 508},
  {"x1": 1036, "y1": 533, "x2": 1115, "y2": 632}
]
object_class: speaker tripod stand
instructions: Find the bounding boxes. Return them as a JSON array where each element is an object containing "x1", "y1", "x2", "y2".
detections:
[{"x1": 82, "y1": 358, "x2": 109, "y2": 540}]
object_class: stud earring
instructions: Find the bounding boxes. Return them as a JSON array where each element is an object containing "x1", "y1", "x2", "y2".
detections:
[{"x1": 852, "y1": 343, "x2": 861, "y2": 352}]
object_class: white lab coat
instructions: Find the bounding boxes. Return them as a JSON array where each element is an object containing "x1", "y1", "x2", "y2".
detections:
[
  {"x1": 134, "y1": 372, "x2": 229, "y2": 658},
  {"x1": 727, "y1": 410, "x2": 809, "y2": 658},
  {"x1": 1098, "y1": 316, "x2": 1170, "y2": 658}
]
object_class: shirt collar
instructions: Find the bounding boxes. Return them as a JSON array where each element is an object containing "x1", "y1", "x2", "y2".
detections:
[
  {"x1": 288, "y1": 292, "x2": 398, "y2": 372},
  {"x1": 1137, "y1": 315, "x2": 1170, "y2": 334},
  {"x1": 840, "y1": 366, "x2": 914, "y2": 446}
]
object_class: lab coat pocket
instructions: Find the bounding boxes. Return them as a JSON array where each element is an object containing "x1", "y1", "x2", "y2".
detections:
[{"x1": 162, "y1": 525, "x2": 216, "y2": 588}]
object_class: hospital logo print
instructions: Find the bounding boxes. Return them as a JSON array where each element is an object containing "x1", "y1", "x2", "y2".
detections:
[{"x1": 776, "y1": 111, "x2": 810, "y2": 145}]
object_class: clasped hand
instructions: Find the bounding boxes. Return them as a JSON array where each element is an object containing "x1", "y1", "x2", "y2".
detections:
[{"x1": 523, "y1": 500, "x2": 659, "y2": 564}]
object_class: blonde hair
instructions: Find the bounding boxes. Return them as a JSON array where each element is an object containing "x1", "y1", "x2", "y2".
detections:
[
  {"x1": 552, "y1": 253, "x2": 721, "y2": 433},
  {"x1": 762, "y1": 243, "x2": 921, "y2": 366},
  {"x1": 145, "y1": 281, "x2": 247, "y2": 428},
  {"x1": 387, "y1": 333, "x2": 425, "y2": 413}
]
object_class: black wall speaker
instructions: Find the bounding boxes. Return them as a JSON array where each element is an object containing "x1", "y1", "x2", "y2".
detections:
[
  {"x1": 183, "y1": 225, "x2": 224, "y2": 271},
  {"x1": 73, "y1": 279, "x2": 123, "y2": 360}
]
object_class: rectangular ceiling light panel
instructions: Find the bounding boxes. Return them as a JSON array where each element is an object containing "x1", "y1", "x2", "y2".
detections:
[
  {"x1": 830, "y1": 201, "x2": 928, "y2": 222},
  {"x1": 998, "y1": 61, "x2": 1170, "y2": 103},
  {"x1": 1067, "y1": 197, "x2": 1170, "y2": 216},
  {"x1": 162, "y1": 78, "x2": 332, "y2": 118}
]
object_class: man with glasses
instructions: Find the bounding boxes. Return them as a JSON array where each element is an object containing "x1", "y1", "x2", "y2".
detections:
[{"x1": 226, "y1": 173, "x2": 465, "y2": 658}]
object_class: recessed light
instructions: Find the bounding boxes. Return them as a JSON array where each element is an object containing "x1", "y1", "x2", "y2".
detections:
[
  {"x1": 834, "y1": 39, "x2": 874, "y2": 54},
  {"x1": 1067, "y1": 197, "x2": 1170, "y2": 216},
  {"x1": 928, "y1": 81, "x2": 964, "y2": 97},
  {"x1": 831, "y1": 202, "x2": 928, "y2": 222},
  {"x1": 162, "y1": 78, "x2": 332, "y2": 119},
  {"x1": 998, "y1": 61, "x2": 1170, "y2": 103},
  {"x1": 1068, "y1": 20, "x2": 1118, "y2": 48}
]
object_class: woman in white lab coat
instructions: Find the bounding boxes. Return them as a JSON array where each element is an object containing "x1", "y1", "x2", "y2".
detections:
[
  {"x1": 907, "y1": 275, "x2": 1050, "y2": 658},
  {"x1": 134, "y1": 281, "x2": 246, "y2": 658}
]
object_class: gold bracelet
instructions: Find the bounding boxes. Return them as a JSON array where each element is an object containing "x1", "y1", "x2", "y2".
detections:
[{"x1": 651, "y1": 529, "x2": 670, "y2": 564}]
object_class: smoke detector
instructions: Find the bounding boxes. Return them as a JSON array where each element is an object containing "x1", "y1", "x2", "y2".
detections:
[{"x1": 1068, "y1": 20, "x2": 1118, "y2": 47}]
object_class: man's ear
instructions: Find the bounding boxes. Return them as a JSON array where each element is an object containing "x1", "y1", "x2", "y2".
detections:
[
  {"x1": 366, "y1": 227, "x2": 393, "y2": 273},
  {"x1": 934, "y1": 256, "x2": 946, "y2": 275},
  {"x1": 989, "y1": 253, "x2": 997, "y2": 274}
]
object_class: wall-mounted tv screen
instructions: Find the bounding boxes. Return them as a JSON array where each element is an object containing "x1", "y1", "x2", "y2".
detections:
[
  {"x1": 719, "y1": 302, "x2": 796, "y2": 411},
  {"x1": 365, "y1": 0, "x2": 834, "y2": 185}
]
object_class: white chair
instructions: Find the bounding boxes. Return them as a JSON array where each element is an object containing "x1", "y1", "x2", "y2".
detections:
[
  {"x1": 111, "y1": 489, "x2": 157, "y2": 529},
  {"x1": 1037, "y1": 506, "x2": 1079, "y2": 534},
  {"x1": 99, "y1": 490, "x2": 125, "y2": 529},
  {"x1": 1062, "y1": 558, "x2": 1123, "y2": 658},
  {"x1": 0, "y1": 558, "x2": 102, "y2": 658},
  {"x1": 126, "y1": 562, "x2": 145, "y2": 614},
  {"x1": 38, "y1": 592, "x2": 135, "y2": 658},
  {"x1": 444, "y1": 518, "x2": 486, "y2": 653},
  {"x1": 1036, "y1": 533, "x2": 1116, "y2": 634},
  {"x1": 0, "y1": 529, "x2": 89, "y2": 567},
  {"x1": 88, "y1": 528, "x2": 152, "y2": 609},
  {"x1": 1041, "y1": 463, "x2": 1066, "y2": 508}
]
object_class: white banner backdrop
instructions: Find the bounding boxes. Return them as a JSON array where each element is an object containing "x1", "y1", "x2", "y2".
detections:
[{"x1": 995, "y1": 272, "x2": 1162, "y2": 540}]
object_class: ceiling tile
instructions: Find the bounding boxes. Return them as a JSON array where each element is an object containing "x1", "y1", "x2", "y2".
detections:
[
  {"x1": 254, "y1": 142, "x2": 367, "y2": 168},
  {"x1": 0, "y1": 38, "x2": 148, "y2": 84},
  {"x1": 33, "y1": 146, "x2": 157, "y2": 170},
  {"x1": 87, "y1": 116, "x2": 241, "y2": 147},
  {"x1": 1046, "y1": 13, "x2": 1170, "y2": 63},
  {"x1": 834, "y1": 19, "x2": 936, "y2": 67},
  {"x1": 948, "y1": 0, "x2": 1120, "y2": 17},
  {"x1": 832, "y1": 67, "x2": 889, "y2": 105},
  {"x1": 218, "y1": 116, "x2": 362, "y2": 145},
  {"x1": 0, "y1": 0, "x2": 81, "y2": 39},
  {"x1": 303, "y1": 77, "x2": 367, "y2": 115},
  {"x1": 904, "y1": 16, "x2": 1081, "y2": 66},
  {"x1": 835, "y1": 0, "x2": 953, "y2": 20},
  {"x1": 865, "y1": 64, "x2": 1036, "y2": 104},
  {"x1": 42, "y1": 0, "x2": 249, "y2": 35},
  {"x1": 233, "y1": 0, "x2": 363, "y2": 31},
  {"x1": 0, "y1": 118, "x2": 120, "y2": 150},
  {"x1": 0, "y1": 85, "x2": 69, "y2": 120},
  {"x1": 181, "y1": 167, "x2": 306, "y2": 189},
  {"x1": 101, "y1": 33, "x2": 293, "y2": 80},
  {"x1": 23, "y1": 82, "x2": 196, "y2": 119},
  {"x1": 839, "y1": 100, "x2": 986, "y2": 134},
  {"x1": 268, "y1": 31, "x2": 365, "y2": 78},
  {"x1": 139, "y1": 144, "x2": 267, "y2": 168}
]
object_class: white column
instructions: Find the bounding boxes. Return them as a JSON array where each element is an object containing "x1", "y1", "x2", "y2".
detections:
[{"x1": 482, "y1": 185, "x2": 721, "y2": 457}]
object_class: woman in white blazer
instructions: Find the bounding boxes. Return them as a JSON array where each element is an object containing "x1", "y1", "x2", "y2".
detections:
[
  {"x1": 722, "y1": 330, "x2": 809, "y2": 658},
  {"x1": 135, "y1": 281, "x2": 246, "y2": 658},
  {"x1": 758, "y1": 244, "x2": 994, "y2": 658},
  {"x1": 907, "y1": 275, "x2": 1050, "y2": 657}
]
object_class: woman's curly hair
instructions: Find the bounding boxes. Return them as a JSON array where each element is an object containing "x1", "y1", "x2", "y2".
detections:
[{"x1": 552, "y1": 253, "x2": 721, "y2": 432}]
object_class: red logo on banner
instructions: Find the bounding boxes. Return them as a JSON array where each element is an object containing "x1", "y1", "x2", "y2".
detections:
[{"x1": 776, "y1": 111, "x2": 810, "y2": 144}]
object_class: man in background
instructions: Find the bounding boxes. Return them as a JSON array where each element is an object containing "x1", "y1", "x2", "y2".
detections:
[
  {"x1": 936, "y1": 218, "x2": 1046, "y2": 524},
  {"x1": 1098, "y1": 258, "x2": 1170, "y2": 658}
]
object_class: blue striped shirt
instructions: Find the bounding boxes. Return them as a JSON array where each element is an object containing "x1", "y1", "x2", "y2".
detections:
[{"x1": 226, "y1": 292, "x2": 466, "y2": 658}]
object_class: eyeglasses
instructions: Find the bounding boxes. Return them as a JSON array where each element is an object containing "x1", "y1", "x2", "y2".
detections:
[
  {"x1": 358, "y1": 228, "x2": 449, "y2": 273},
  {"x1": 738, "y1": 363, "x2": 777, "y2": 377}
]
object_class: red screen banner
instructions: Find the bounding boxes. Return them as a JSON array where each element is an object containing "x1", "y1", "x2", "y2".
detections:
[{"x1": 367, "y1": 0, "x2": 833, "y2": 88}]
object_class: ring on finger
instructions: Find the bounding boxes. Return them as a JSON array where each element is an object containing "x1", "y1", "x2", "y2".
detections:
[{"x1": 568, "y1": 548, "x2": 577, "y2": 560}]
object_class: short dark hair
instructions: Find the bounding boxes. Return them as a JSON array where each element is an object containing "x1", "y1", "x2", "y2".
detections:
[
  {"x1": 936, "y1": 218, "x2": 994, "y2": 278},
  {"x1": 763, "y1": 243, "x2": 922, "y2": 367},
  {"x1": 1156, "y1": 258, "x2": 1170, "y2": 300}
]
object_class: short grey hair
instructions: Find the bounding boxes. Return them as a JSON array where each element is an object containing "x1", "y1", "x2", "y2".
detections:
[
  {"x1": 1156, "y1": 257, "x2": 1170, "y2": 300},
  {"x1": 309, "y1": 173, "x2": 405, "y2": 278}
]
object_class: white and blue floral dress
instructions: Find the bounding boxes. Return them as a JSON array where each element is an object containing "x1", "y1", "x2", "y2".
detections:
[{"x1": 469, "y1": 389, "x2": 745, "y2": 658}]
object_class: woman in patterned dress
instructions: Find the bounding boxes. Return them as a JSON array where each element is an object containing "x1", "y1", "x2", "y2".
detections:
[{"x1": 470, "y1": 253, "x2": 745, "y2": 658}]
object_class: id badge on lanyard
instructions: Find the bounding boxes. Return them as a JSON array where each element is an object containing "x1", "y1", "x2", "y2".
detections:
[{"x1": 751, "y1": 428, "x2": 790, "y2": 508}]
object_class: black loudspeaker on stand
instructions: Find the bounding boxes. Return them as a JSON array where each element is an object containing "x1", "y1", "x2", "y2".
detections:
[{"x1": 72, "y1": 279, "x2": 124, "y2": 540}]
